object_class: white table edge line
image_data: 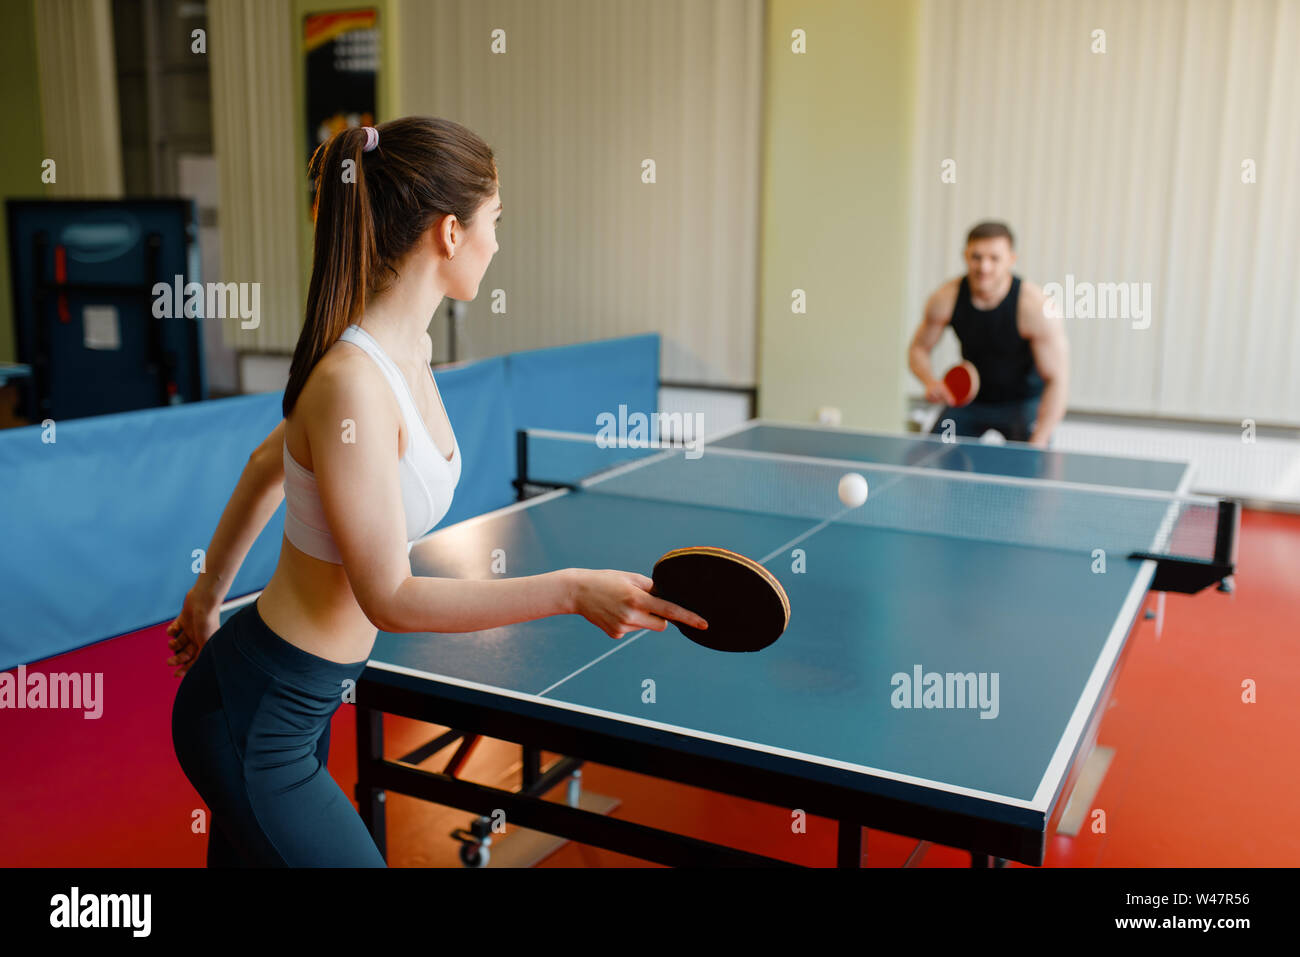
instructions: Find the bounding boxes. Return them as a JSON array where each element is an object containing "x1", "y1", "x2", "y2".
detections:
[{"x1": 364, "y1": 658, "x2": 1047, "y2": 812}]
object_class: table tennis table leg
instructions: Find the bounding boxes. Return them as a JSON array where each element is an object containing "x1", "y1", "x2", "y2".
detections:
[
  {"x1": 837, "y1": 821, "x2": 863, "y2": 867},
  {"x1": 523, "y1": 746, "x2": 583, "y2": 806},
  {"x1": 355, "y1": 704, "x2": 387, "y2": 860},
  {"x1": 904, "y1": 841, "x2": 931, "y2": 867},
  {"x1": 522, "y1": 746, "x2": 542, "y2": 790}
]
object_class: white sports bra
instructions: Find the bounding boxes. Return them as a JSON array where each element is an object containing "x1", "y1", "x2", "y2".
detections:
[{"x1": 282, "y1": 323, "x2": 461, "y2": 564}]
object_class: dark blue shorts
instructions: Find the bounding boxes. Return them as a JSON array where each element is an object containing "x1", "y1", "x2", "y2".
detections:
[
  {"x1": 170, "y1": 600, "x2": 385, "y2": 867},
  {"x1": 929, "y1": 396, "x2": 1042, "y2": 443}
]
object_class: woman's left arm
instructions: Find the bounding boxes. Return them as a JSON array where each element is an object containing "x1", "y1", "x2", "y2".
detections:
[{"x1": 166, "y1": 420, "x2": 287, "y2": 675}]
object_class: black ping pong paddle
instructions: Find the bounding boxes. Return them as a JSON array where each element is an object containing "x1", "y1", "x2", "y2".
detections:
[{"x1": 651, "y1": 546, "x2": 790, "y2": 653}]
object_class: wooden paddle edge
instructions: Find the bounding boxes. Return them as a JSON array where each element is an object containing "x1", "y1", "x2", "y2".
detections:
[{"x1": 654, "y1": 545, "x2": 791, "y2": 628}]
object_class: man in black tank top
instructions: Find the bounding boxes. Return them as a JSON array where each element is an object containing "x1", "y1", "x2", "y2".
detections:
[{"x1": 907, "y1": 222, "x2": 1069, "y2": 447}]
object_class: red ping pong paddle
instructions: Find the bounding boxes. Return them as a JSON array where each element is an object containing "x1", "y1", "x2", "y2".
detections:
[
  {"x1": 651, "y1": 546, "x2": 790, "y2": 653},
  {"x1": 942, "y1": 361, "x2": 980, "y2": 407}
]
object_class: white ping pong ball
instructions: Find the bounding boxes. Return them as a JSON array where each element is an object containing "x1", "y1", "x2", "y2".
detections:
[{"x1": 837, "y1": 472, "x2": 869, "y2": 508}]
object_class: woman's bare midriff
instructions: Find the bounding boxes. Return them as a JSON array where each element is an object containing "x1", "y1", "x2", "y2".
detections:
[
  {"x1": 257, "y1": 538, "x2": 379, "y2": 665},
  {"x1": 255, "y1": 333, "x2": 451, "y2": 665}
]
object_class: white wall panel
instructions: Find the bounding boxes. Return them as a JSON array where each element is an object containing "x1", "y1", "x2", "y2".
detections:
[
  {"x1": 909, "y1": 0, "x2": 1300, "y2": 426},
  {"x1": 208, "y1": 0, "x2": 303, "y2": 357},
  {"x1": 399, "y1": 0, "x2": 763, "y2": 386}
]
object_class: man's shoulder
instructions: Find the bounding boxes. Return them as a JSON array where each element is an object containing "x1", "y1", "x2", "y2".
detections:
[
  {"x1": 925, "y1": 276, "x2": 963, "y2": 318},
  {"x1": 1016, "y1": 276, "x2": 1046, "y2": 303},
  {"x1": 1015, "y1": 278, "x2": 1063, "y2": 331}
]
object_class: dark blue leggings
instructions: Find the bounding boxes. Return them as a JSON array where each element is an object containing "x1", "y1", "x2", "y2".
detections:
[
  {"x1": 930, "y1": 396, "x2": 1042, "y2": 443},
  {"x1": 170, "y1": 600, "x2": 385, "y2": 866}
]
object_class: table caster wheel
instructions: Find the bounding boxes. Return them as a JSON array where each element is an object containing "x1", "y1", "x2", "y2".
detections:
[
  {"x1": 458, "y1": 841, "x2": 490, "y2": 867},
  {"x1": 451, "y1": 816, "x2": 494, "y2": 868}
]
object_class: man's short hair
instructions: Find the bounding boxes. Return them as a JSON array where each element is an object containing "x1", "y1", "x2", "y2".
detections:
[{"x1": 966, "y1": 221, "x2": 1015, "y2": 249}]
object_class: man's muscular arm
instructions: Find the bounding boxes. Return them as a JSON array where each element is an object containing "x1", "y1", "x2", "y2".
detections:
[
  {"x1": 908, "y1": 279, "x2": 960, "y2": 404},
  {"x1": 1020, "y1": 282, "x2": 1070, "y2": 447}
]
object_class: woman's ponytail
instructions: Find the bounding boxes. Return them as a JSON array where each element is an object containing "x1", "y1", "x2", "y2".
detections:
[
  {"x1": 283, "y1": 126, "x2": 378, "y2": 418},
  {"x1": 283, "y1": 117, "x2": 498, "y2": 418}
]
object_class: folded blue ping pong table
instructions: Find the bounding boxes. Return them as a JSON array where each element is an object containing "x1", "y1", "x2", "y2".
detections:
[{"x1": 350, "y1": 419, "x2": 1234, "y2": 867}]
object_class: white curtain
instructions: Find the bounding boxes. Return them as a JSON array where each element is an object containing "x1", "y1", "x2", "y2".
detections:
[
  {"x1": 34, "y1": 0, "x2": 124, "y2": 197},
  {"x1": 907, "y1": 0, "x2": 1300, "y2": 426},
  {"x1": 397, "y1": 0, "x2": 764, "y2": 386},
  {"x1": 208, "y1": 0, "x2": 303, "y2": 354}
]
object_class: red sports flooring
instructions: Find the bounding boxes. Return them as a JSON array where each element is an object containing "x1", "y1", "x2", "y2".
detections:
[{"x1": 2, "y1": 509, "x2": 1296, "y2": 867}]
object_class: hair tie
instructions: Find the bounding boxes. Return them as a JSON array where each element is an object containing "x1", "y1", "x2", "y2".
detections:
[{"x1": 361, "y1": 126, "x2": 379, "y2": 152}]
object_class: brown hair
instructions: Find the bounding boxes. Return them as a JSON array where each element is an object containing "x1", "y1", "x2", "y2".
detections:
[
  {"x1": 965, "y1": 221, "x2": 1015, "y2": 249},
  {"x1": 282, "y1": 116, "x2": 498, "y2": 417}
]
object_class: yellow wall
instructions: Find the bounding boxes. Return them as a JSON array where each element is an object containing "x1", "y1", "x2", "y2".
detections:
[
  {"x1": 0, "y1": 0, "x2": 48, "y2": 362},
  {"x1": 759, "y1": 0, "x2": 917, "y2": 430}
]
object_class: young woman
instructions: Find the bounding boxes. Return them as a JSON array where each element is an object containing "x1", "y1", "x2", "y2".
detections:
[{"x1": 167, "y1": 117, "x2": 704, "y2": 867}]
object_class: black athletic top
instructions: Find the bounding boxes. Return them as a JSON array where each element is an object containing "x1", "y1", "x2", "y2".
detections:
[{"x1": 948, "y1": 275, "x2": 1043, "y2": 403}]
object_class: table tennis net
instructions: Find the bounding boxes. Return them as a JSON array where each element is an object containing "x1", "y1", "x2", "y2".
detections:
[{"x1": 518, "y1": 430, "x2": 1228, "y2": 561}]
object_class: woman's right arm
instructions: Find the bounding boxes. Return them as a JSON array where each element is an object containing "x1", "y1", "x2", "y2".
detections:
[
  {"x1": 308, "y1": 356, "x2": 705, "y2": 639},
  {"x1": 383, "y1": 566, "x2": 701, "y2": 639}
]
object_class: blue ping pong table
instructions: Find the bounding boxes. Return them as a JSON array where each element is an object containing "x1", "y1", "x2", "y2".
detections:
[
  {"x1": 0, "y1": 363, "x2": 32, "y2": 386},
  {"x1": 352, "y1": 419, "x2": 1207, "y2": 867}
]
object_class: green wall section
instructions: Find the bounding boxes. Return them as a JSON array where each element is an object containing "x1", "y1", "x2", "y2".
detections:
[
  {"x1": 0, "y1": 0, "x2": 48, "y2": 362},
  {"x1": 758, "y1": 0, "x2": 916, "y2": 430}
]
